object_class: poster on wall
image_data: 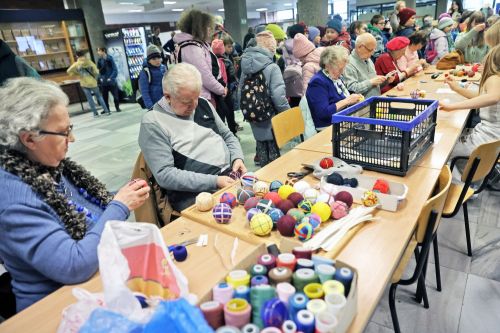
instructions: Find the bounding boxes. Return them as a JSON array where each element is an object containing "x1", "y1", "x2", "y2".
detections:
[{"x1": 103, "y1": 29, "x2": 132, "y2": 98}]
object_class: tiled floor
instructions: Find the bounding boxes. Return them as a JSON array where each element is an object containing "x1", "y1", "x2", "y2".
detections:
[{"x1": 67, "y1": 102, "x2": 500, "y2": 333}]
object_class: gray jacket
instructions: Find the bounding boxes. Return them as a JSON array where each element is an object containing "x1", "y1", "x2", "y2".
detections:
[{"x1": 343, "y1": 50, "x2": 381, "y2": 98}]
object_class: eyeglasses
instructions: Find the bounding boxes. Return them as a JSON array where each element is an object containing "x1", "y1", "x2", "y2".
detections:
[
  {"x1": 38, "y1": 124, "x2": 74, "y2": 138},
  {"x1": 377, "y1": 21, "x2": 385, "y2": 25},
  {"x1": 361, "y1": 44, "x2": 376, "y2": 53}
]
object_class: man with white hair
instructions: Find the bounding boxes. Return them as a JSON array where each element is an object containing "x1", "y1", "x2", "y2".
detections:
[
  {"x1": 343, "y1": 33, "x2": 389, "y2": 98},
  {"x1": 138, "y1": 63, "x2": 246, "y2": 211}
]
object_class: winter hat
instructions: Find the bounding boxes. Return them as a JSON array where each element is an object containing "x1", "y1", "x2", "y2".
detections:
[
  {"x1": 288, "y1": 23, "x2": 306, "y2": 38},
  {"x1": 308, "y1": 26, "x2": 320, "y2": 42},
  {"x1": 438, "y1": 17, "x2": 454, "y2": 30},
  {"x1": 256, "y1": 31, "x2": 277, "y2": 54},
  {"x1": 326, "y1": 18, "x2": 343, "y2": 33},
  {"x1": 293, "y1": 33, "x2": 315, "y2": 59},
  {"x1": 386, "y1": 36, "x2": 410, "y2": 51},
  {"x1": 317, "y1": 25, "x2": 327, "y2": 38},
  {"x1": 211, "y1": 39, "x2": 225, "y2": 55},
  {"x1": 266, "y1": 23, "x2": 287, "y2": 41},
  {"x1": 147, "y1": 44, "x2": 161, "y2": 60},
  {"x1": 255, "y1": 25, "x2": 266, "y2": 34},
  {"x1": 438, "y1": 12, "x2": 452, "y2": 20},
  {"x1": 398, "y1": 8, "x2": 416, "y2": 26}
]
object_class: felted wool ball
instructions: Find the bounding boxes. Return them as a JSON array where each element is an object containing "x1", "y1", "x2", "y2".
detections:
[
  {"x1": 213, "y1": 203, "x2": 232, "y2": 224},
  {"x1": 220, "y1": 192, "x2": 237, "y2": 208},
  {"x1": 410, "y1": 89, "x2": 420, "y2": 99},
  {"x1": 334, "y1": 191, "x2": 354, "y2": 208},
  {"x1": 195, "y1": 192, "x2": 214, "y2": 212},
  {"x1": 250, "y1": 213, "x2": 273, "y2": 236},
  {"x1": 237, "y1": 188, "x2": 255, "y2": 205},
  {"x1": 326, "y1": 172, "x2": 344, "y2": 185},
  {"x1": 269, "y1": 180, "x2": 283, "y2": 192},
  {"x1": 256, "y1": 199, "x2": 275, "y2": 214},
  {"x1": 330, "y1": 201, "x2": 349, "y2": 220},
  {"x1": 253, "y1": 181, "x2": 269, "y2": 197},
  {"x1": 229, "y1": 170, "x2": 242, "y2": 180},
  {"x1": 267, "y1": 208, "x2": 284, "y2": 224},
  {"x1": 311, "y1": 202, "x2": 331, "y2": 222},
  {"x1": 362, "y1": 190, "x2": 379, "y2": 207},
  {"x1": 305, "y1": 213, "x2": 322, "y2": 230},
  {"x1": 241, "y1": 172, "x2": 258, "y2": 187},
  {"x1": 343, "y1": 178, "x2": 359, "y2": 188},
  {"x1": 303, "y1": 188, "x2": 318, "y2": 204},
  {"x1": 247, "y1": 207, "x2": 261, "y2": 222},
  {"x1": 287, "y1": 192, "x2": 304, "y2": 207},
  {"x1": 321, "y1": 183, "x2": 336, "y2": 196},
  {"x1": 277, "y1": 215, "x2": 296, "y2": 236},
  {"x1": 293, "y1": 180, "x2": 311, "y2": 194},
  {"x1": 264, "y1": 191, "x2": 282, "y2": 206},
  {"x1": 276, "y1": 199, "x2": 295, "y2": 214},
  {"x1": 278, "y1": 185, "x2": 296, "y2": 200},
  {"x1": 244, "y1": 197, "x2": 261, "y2": 211},
  {"x1": 316, "y1": 193, "x2": 331, "y2": 204},
  {"x1": 373, "y1": 179, "x2": 390, "y2": 194},
  {"x1": 287, "y1": 208, "x2": 305, "y2": 222},
  {"x1": 298, "y1": 199, "x2": 313, "y2": 213},
  {"x1": 295, "y1": 221, "x2": 314, "y2": 241},
  {"x1": 319, "y1": 157, "x2": 334, "y2": 169}
]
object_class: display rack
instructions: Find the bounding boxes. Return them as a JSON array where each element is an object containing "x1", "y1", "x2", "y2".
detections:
[{"x1": 122, "y1": 27, "x2": 146, "y2": 79}]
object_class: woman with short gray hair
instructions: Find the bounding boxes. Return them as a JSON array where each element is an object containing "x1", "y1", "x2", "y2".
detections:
[
  {"x1": 0, "y1": 77, "x2": 150, "y2": 313},
  {"x1": 306, "y1": 46, "x2": 363, "y2": 130}
]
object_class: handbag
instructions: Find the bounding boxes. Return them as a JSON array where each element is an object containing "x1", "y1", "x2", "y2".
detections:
[{"x1": 436, "y1": 49, "x2": 465, "y2": 70}]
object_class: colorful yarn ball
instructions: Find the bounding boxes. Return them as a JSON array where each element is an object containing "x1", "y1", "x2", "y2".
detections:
[
  {"x1": 287, "y1": 192, "x2": 304, "y2": 207},
  {"x1": 330, "y1": 201, "x2": 349, "y2": 219},
  {"x1": 319, "y1": 157, "x2": 334, "y2": 169},
  {"x1": 229, "y1": 170, "x2": 242, "y2": 180},
  {"x1": 303, "y1": 188, "x2": 318, "y2": 204},
  {"x1": 295, "y1": 221, "x2": 314, "y2": 241},
  {"x1": 195, "y1": 192, "x2": 214, "y2": 212},
  {"x1": 241, "y1": 172, "x2": 258, "y2": 187},
  {"x1": 362, "y1": 190, "x2": 379, "y2": 207},
  {"x1": 244, "y1": 197, "x2": 261, "y2": 211},
  {"x1": 276, "y1": 199, "x2": 295, "y2": 214},
  {"x1": 343, "y1": 178, "x2": 359, "y2": 188},
  {"x1": 334, "y1": 191, "x2": 353, "y2": 208},
  {"x1": 264, "y1": 191, "x2": 282, "y2": 206},
  {"x1": 326, "y1": 172, "x2": 344, "y2": 185},
  {"x1": 261, "y1": 298, "x2": 288, "y2": 328},
  {"x1": 247, "y1": 207, "x2": 261, "y2": 222},
  {"x1": 220, "y1": 192, "x2": 237, "y2": 208},
  {"x1": 212, "y1": 203, "x2": 232, "y2": 224},
  {"x1": 278, "y1": 184, "x2": 296, "y2": 200},
  {"x1": 293, "y1": 180, "x2": 311, "y2": 194},
  {"x1": 253, "y1": 181, "x2": 270, "y2": 197},
  {"x1": 237, "y1": 188, "x2": 255, "y2": 205},
  {"x1": 287, "y1": 208, "x2": 305, "y2": 222},
  {"x1": 250, "y1": 213, "x2": 273, "y2": 236},
  {"x1": 305, "y1": 213, "x2": 322, "y2": 229},
  {"x1": 267, "y1": 208, "x2": 284, "y2": 224},
  {"x1": 277, "y1": 215, "x2": 296, "y2": 237},
  {"x1": 256, "y1": 199, "x2": 275, "y2": 214},
  {"x1": 298, "y1": 199, "x2": 313, "y2": 213},
  {"x1": 373, "y1": 179, "x2": 390, "y2": 194},
  {"x1": 269, "y1": 180, "x2": 283, "y2": 192},
  {"x1": 311, "y1": 202, "x2": 331, "y2": 222}
]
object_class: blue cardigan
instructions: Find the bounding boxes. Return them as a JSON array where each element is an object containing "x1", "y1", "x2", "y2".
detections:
[
  {"x1": 138, "y1": 63, "x2": 167, "y2": 109},
  {"x1": 0, "y1": 168, "x2": 129, "y2": 312},
  {"x1": 306, "y1": 70, "x2": 348, "y2": 129}
]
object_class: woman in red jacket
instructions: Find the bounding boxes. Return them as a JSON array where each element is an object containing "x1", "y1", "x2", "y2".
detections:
[{"x1": 374, "y1": 36, "x2": 411, "y2": 93}]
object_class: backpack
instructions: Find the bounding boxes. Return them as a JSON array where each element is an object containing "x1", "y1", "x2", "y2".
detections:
[
  {"x1": 436, "y1": 49, "x2": 465, "y2": 70},
  {"x1": 425, "y1": 39, "x2": 438, "y2": 64},
  {"x1": 136, "y1": 67, "x2": 151, "y2": 109},
  {"x1": 240, "y1": 69, "x2": 275, "y2": 123},
  {"x1": 281, "y1": 45, "x2": 304, "y2": 98}
]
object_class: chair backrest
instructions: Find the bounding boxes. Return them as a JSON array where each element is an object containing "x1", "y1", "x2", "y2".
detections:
[
  {"x1": 271, "y1": 107, "x2": 305, "y2": 149},
  {"x1": 415, "y1": 165, "x2": 452, "y2": 243},
  {"x1": 462, "y1": 139, "x2": 500, "y2": 183}
]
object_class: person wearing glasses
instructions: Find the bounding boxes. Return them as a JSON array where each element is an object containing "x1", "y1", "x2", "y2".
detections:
[
  {"x1": 344, "y1": 33, "x2": 389, "y2": 99},
  {"x1": 367, "y1": 14, "x2": 389, "y2": 61},
  {"x1": 0, "y1": 78, "x2": 150, "y2": 313}
]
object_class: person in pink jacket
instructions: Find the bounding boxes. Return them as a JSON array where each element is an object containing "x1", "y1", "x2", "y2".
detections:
[
  {"x1": 292, "y1": 33, "x2": 325, "y2": 92},
  {"x1": 174, "y1": 9, "x2": 226, "y2": 102},
  {"x1": 396, "y1": 31, "x2": 428, "y2": 77}
]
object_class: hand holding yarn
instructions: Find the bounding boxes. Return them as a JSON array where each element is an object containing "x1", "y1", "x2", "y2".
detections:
[
  {"x1": 217, "y1": 176, "x2": 236, "y2": 189},
  {"x1": 232, "y1": 158, "x2": 247, "y2": 175},
  {"x1": 114, "y1": 179, "x2": 150, "y2": 210}
]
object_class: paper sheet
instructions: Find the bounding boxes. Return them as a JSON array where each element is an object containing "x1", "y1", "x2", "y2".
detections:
[{"x1": 436, "y1": 88, "x2": 456, "y2": 94}]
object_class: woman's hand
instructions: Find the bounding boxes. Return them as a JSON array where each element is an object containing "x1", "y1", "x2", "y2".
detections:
[
  {"x1": 346, "y1": 94, "x2": 363, "y2": 105},
  {"x1": 444, "y1": 76, "x2": 459, "y2": 91},
  {"x1": 114, "y1": 179, "x2": 150, "y2": 211},
  {"x1": 232, "y1": 158, "x2": 247, "y2": 174},
  {"x1": 439, "y1": 100, "x2": 455, "y2": 112}
]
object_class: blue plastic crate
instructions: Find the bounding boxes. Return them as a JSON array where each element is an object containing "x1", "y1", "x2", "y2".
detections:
[{"x1": 331, "y1": 96, "x2": 438, "y2": 176}]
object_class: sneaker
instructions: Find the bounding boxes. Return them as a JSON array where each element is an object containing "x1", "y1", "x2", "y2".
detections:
[
  {"x1": 100, "y1": 111, "x2": 106, "y2": 115},
  {"x1": 116, "y1": 109, "x2": 122, "y2": 112}
]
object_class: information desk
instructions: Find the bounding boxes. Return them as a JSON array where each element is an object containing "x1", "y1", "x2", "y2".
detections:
[{"x1": 0, "y1": 217, "x2": 265, "y2": 333}]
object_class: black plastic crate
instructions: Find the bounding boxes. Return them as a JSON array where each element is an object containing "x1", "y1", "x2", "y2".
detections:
[{"x1": 331, "y1": 96, "x2": 438, "y2": 176}]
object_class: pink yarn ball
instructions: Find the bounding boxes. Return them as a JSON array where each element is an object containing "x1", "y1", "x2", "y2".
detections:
[{"x1": 330, "y1": 201, "x2": 349, "y2": 220}]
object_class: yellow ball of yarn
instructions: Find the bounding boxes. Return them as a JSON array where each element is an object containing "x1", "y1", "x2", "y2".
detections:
[
  {"x1": 278, "y1": 184, "x2": 296, "y2": 200},
  {"x1": 250, "y1": 213, "x2": 273, "y2": 236},
  {"x1": 311, "y1": 202, "x2": 331, "y2": 222}
]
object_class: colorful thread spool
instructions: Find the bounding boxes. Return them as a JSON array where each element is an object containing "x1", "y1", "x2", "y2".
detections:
[
  {"x1": 292, "y1": 268, "x2": 319, "y2": 292},
  {"x1": 324, "y1": 293, "x2": 347, "y2": 317},
  {"x1": 172, "y1": 245, "x2": 188, "y2": 261},
  {"x1": 282, "y1": 320, "x2": 297, "y2": 333},
  {"x1": 306, "y1": 299, "x2": 327, "y2": 315},
  {"x1": 250, "y1": 213, "x2": 273, "y2": 236},
  {"x1": 335, "y1": 267, "x2": 353, "y2": 295},
  {"x1": 213, "y1": 203, "x2": 232, "y2": 224},
  {"x1": 303, "y1": 283, "x2": 324, "y2": 299},
  {"x1": 227, "y1": 270, "x2": 251, "y2": 288},
  {"x1": 261, "y1": 298, "x2": 289, "y2": 328},
  {"x1": 311, "y1": 255, "x2": 335, "y2": 268},
  {"x1": 288, "y1": 293, "x2": 309, "y2": 322},
  {"x1": 258, "y1": 254, "x2": 277, "y2": 271},
  {"x1": 269, "y1": 180, "x2": 283, "y2": 192},
  {"x1": 322, "y1": 280, "x2": 345, "y2": 296},
  {"x1": 276, "y1": 282, "x2": 296, "y2": 305},
  {"x1": 224, "y1": 298, "x2": 252, "y2": 329},
  {"x1": 294, "y1": 221, "x2": 314, "y2": 241},
  {"x1": 242, "y1": 323, "x2": 260, "y2": 333},
  {"x1": 251, "y1": 275, "x2": 269, "y2": 287},
  {"x1": 292, "y1": 247, "x2": 312, "y2": 260},
  {"x1": 220, "y1": 192, "x2": 238, "y2": 208},
  {"x1": 268, "y1": 267, "x2": 293, "y2": 285},
  {"x1": 250, "y1": 264, "x2": 268, "y2": 277},
  {"x1": 296, "y1": 258, "x2": 315, "y2": 270},
  {"x1": 234, "y1": 285, "x2": 251, "y2": 302},
  {"x1": 276, "y1": 253, "x2": 297, "y2": 271},
  {"x1": 250, "y1": 284, "x2": 276, "y2": 328},
  {"x1": 315, "y1": 264, "x2": 336, "y2": 284},
  {"x1": 315, "y1": 311, "x2": 338, "y2": 333},
  {"x1": 213, "y1": 282, "x2": 234, "y2": 305},
  {"x1": 200, "y1": 301, "x2": 224, "y2": 329},
  {"x1": 241, "y1": 172, "x2": 258, "y2": 187},
  {"x1": 295, "y1": 309, "x2": 315, "y2": 333},
  {"x1": 215, "y1": 327, "x2": 241, "y2": 333},
  {"x1": 261, "y1": 327, "x2": 282, "y2": 333}
]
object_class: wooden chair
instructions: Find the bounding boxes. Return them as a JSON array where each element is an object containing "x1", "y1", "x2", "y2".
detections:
[
  {"x1": 442, "y1": 139, "x2": 500, "y2": 256},
  {"x1": 389, "y1": 165, "x2": 452, "y2": 333},
  {"x1": 271, "y1": 107, "x2": 305, "y2": 154}
]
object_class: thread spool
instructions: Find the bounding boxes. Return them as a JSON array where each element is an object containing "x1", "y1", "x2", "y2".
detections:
[
  {"x1": 292, "y1": 247, "x2": 312, "y2": 259},
  {"x1": 324, "y1": 293, "x2": 347, "y2": 317},
  {"x1": 250, "y1": 264, "x2": 268, "y2": 277},
  {"x1": 250, "y1": 285, "x2": 276, "y2": 328},
  {"x1": 261, "y1": 298, "x2": 289, "y2": 328},
  {"x1": 173, "y1": 245, "x2": 188, "y2": 261},
  {"x1": 224, "y1": 298, "x2": 252, "y2": 328},
  {"x1": 276, "y1": 282, "x2": 296, "y2": 305},
  {"x1": 306, "y1": 299, "x2": 327, "y2": 316},
  {"x1": 268, "y1": 267, "x2": 293, "y2": 285},
  {"x1": 335, "y1": 267, "x2": 353, "y2": 295},
  {"x1": 216, "y1": 326, "x2": 242, "y2": 333},
  {"x1": 258, "y1": 254, "x2": 277, "y2": 271},
  {"x1": 293, "y1": 268, "x2": 319, "y2": 292},
  {"x1": 241, "y1": 323, "x2": 260, "y2": 333},
  {"x1": 288, "y1": 293, "x2": 309, "y2": 320},
  {"x1": 227, "y1": 270, "x2": 251, "y2": 288},
  {"x1": 315, "y1": 264, "x2": 336, "y2": 284},
  {"x1": 277, "y1": 253, "x2": 297, "y2": 271},
  {"x1": 267, "y1": 244, "x2": 281, "y2": 257},
  {"x1": 281, "y1": 320, "x2": 297, "y2": 333},
  {"x1": 303, "y1": 283, "x2": 324, "y2": 299},
  {"x1": 315, "y1": 312, "x2": 338, "y2": 333},
  {"x1": 234, "y1": 285, "x2": 251, "y2": 302},
  {"x1": 296, "y1": 258, "x2": 314, "y2": 270},
  {"x1": 213, "y1": 283, "x2": 234, "y2": 305},
  {"x1": 311, "y1": 255, "x2": 335, "y2": 268},
  {"x1": 322, "y1": 280, "x2": 345, "y2": 296},
  {"x1": 261, "y1": 328, "x2": 281, "y2": 333},
  {"x1": 295, "y1": 310, "x2": 315, "y2": 333},
  {"x1": 251, "y1": 275, "x2": 269, "y2": 287},
  {"x1": 200, "y1": 301, "x2": 224, "y2": 329}
]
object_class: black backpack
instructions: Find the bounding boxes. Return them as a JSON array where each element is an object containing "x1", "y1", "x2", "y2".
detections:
[
  {"x1": 240, "y1": 70, "x2": 274, "y2": 123},
  {"x1": 136, "y1": 67, "x2": 151, "y2": 109}
]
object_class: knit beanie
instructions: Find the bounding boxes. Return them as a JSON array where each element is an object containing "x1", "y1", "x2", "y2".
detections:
[
  {"x1": 256, "y1": 31, "x2": 277, "y2": 54},
  {"x1": 288, "y1": 24, "x2": 305, "y2": 38},
  {"x1": 211, "y1": 39, "x2": 225, "y2": 55},
  {"x1": 326, "y1": 19, "x2": 342, "y2": 33},
  {"x1": 438, "y1": 17, "x2": 454, "y2": 30},
  {"x1": 308, "y1": 26, "x2": 320, "y2": 42},
  {"x1": 398, "y1": 8, "x2": 416, "y2": 26},
  {"x1": 293, "y1": 33, "x2": 315, "y2": 59},
  {"x1": 438, "y1": 13, "x2": 452, "y2": 20},
  {"x1": 147, "y1": 44, "x2": 161, "y2": 60},
  {"x1": 255, "y1": 25, "x2": 266, "y2": 34},
  {"x1": 266, "y1": 23, "x2": 286, "y2": 41}
]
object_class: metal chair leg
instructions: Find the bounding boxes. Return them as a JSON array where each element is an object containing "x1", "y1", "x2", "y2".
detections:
[
  {"x1": 463, "y1": 202, "x2": 472, "y2": 257},
  {"x1": 433, "y1": 235, "x2": 442, "y2": 292},
  {"x1": 419, "y1": 273, "x2": 430, "y2": 309},
  {"x1": 389, "y1": 284, "x2": 401, "y2": 333}
]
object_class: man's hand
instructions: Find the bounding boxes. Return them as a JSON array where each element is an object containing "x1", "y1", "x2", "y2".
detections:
[
  {"x1": 217, "y1": 176, "x2": 235, "y2": 189},
  {"x1": 232, "y1": 158, "x2": 247, "y2": 174},
  {"x1": 370, "y1": 76, "x2": 387, "y2": 86}
]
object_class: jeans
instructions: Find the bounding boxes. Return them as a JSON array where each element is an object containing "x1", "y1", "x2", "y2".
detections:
[{"x1": 82, "y1": 86, "x2": 110, "y2": 116}]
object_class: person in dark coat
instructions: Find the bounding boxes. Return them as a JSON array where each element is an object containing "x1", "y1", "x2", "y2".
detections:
[
  {"x1": 97, "y1": 47, "x2": 121, "y2": 112},
  {"x1": 0, "y1": 39, "x2": 39, "y2": 86},
  {"x1": 243, "y1": 27, "x2": 255, "y2": 50}
]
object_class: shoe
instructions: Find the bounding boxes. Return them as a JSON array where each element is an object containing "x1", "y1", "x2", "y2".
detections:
[
  {"x1": 254, "y1": 155, "x2": 261, "y2": 166},
  {"x1": 100, "y1": 111, "x2": 106, "y2": 115},
  {"x1": 116, "y1": 109, "x2": 122, "y2": 112}
]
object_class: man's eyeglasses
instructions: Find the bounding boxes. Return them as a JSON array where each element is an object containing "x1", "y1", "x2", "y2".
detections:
[
  {"x1": 38, "y1": 124, "x2": 74, "y2": 138},
  {"x1": 361, "y1": 44, "x2": 375, "y2": 53}
]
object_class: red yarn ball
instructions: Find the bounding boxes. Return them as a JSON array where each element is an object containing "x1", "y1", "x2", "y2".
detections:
[
  {"x1": 319, "y1": 157, "x2": 334, "y2": 169},
  {"x1": 244, "y1": 197, "x2": 261, "y2": 211},
  {"x1": 276, "y1": 199, "x2": 295, "y2": 214},
  {"x1": 287, "y1": 192, "x2": 304, "y2": 207},
  {"x1": 373, "y1": 179, "x2": 390, "y2": 194},
  {"x1": 277, "y1": 215, "x2": 296, "y2": 237},
  {"x1": 334, "y1": 191, "x2": 353, "y2": 208},
  {"x1": 264, "y1": 192, "x2": 282, "y2": 206}
]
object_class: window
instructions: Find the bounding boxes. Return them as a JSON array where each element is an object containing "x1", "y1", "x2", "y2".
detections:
[{"x1": 277, "y1": 9, "x2": 294, "y2": 21}]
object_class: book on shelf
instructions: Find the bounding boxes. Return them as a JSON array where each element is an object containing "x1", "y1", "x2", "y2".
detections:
[{"x1": 2, "y1": 30, "x2": 14, "y2": 41}]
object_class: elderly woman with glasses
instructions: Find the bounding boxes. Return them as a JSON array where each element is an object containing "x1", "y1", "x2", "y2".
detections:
[
  {"x1": 305, "y1": 45, "x2": 363, "y2": 131},
  {"x1": 0, "y1": 78, "x2": 150, "y2": 313}
]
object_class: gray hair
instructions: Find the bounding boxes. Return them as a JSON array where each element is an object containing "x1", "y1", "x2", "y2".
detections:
[
  {"x1": 319, "y1": 45, "x2": 349, "y2": 69},
  {"x1": 0, "y1": 77, "x2": 69, "y2": 151},
  {"x1": 162, "y1": 63, "x2": 202, "y2": 96}
]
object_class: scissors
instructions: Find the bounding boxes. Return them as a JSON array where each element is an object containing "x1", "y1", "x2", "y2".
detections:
[{"x1": 167, "y1": 237, "x2": 198, "y2": 252}]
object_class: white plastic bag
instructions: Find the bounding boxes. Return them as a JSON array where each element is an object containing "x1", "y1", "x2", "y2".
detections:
[{"x1": 56, "y1": 288, "x2": 105, "y2": 333}]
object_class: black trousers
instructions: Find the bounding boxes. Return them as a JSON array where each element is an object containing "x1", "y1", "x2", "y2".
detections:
[
  {"x1": 101, "y1": 83, "x2": 120, "y2": 111},
  {"x1": 213, "y1": 93, "x2": 237, "y2": 134}
]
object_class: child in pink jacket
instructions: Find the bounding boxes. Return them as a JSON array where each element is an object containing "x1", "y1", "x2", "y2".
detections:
[{"x1": 292, "y1": 33, "x2": 325, "y2": 92}]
